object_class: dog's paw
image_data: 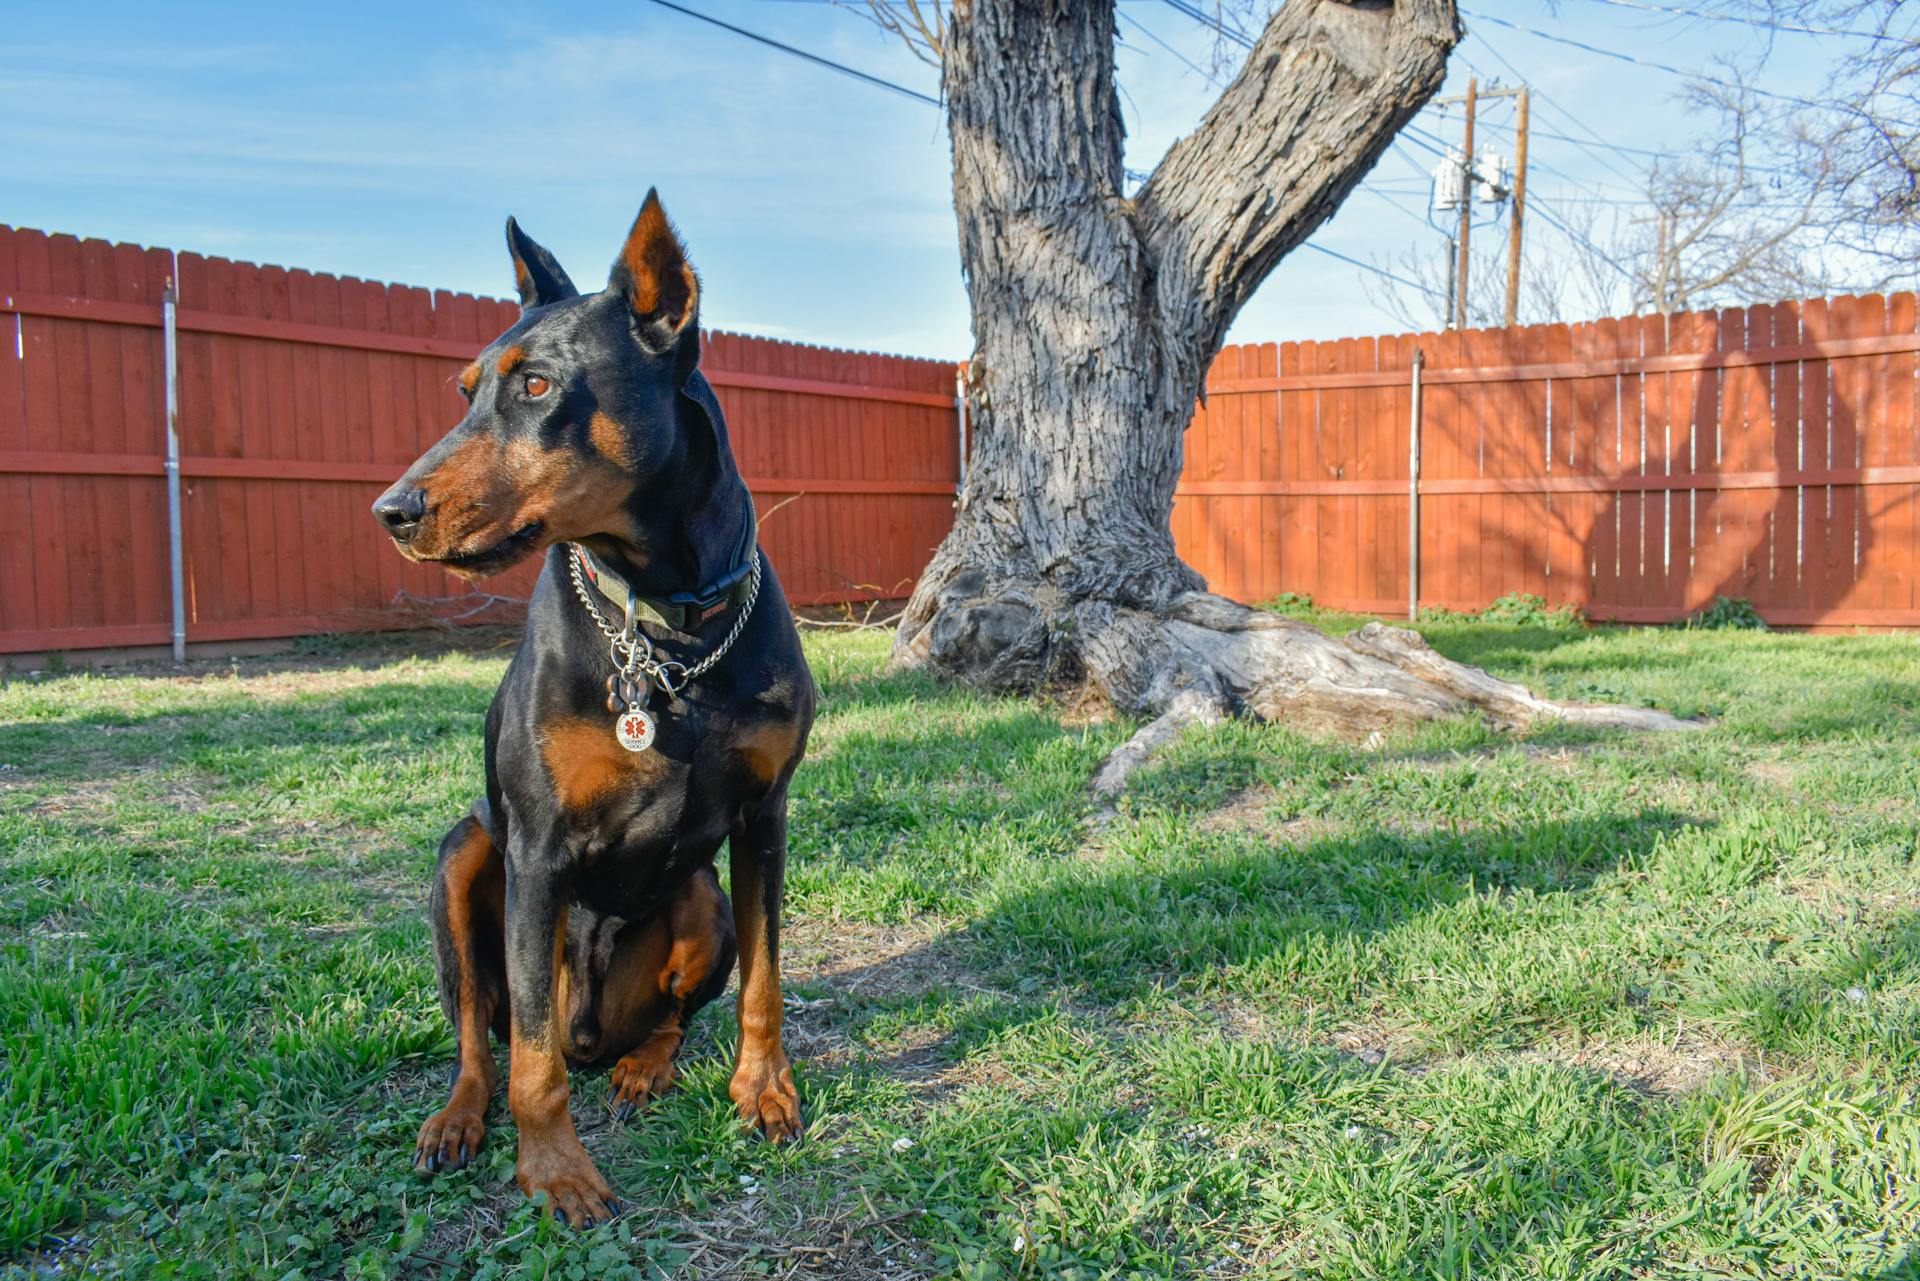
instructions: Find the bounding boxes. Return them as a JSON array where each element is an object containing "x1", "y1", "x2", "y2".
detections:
[
  {"x1": 517, "y1": 1137, "x2": 622, "y2": 1228},
  {"x1": 730, "y1": 1052, "x2": 803, "y2": 1146},
  {"x1": 609, "y1": 1044, "x2": 678, "y2": 1121},
  {"x1": 414, "y1": 1103, "x2": 486, "y2": 1175}
]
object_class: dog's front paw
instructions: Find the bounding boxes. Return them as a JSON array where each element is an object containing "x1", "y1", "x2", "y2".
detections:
[
  {"x1": 415, "y1": 1101, "x2": 486, "y2": 1174},
  {"x1": 517, "y1": 1134, "x2": 622, "y2": 1228},
  {"x1": 610, "y1": 1040, "x2": 678, "y2": 1121},
  {"x1": 730, "y1": 1051, "x2": 802, "y2": 1145}
]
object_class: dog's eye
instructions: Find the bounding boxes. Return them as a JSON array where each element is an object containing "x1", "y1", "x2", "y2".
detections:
[{"x1": 524, "y1": 374, "x2": 551, "y2": 398}]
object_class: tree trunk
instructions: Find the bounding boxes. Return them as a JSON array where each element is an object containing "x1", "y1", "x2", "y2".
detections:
[{"x1": 893, "y1": 0, "x2": 1696, "y2": 780}]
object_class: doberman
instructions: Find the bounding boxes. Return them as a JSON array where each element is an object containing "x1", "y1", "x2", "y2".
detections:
[{"x1": 370, "y1": 191, "x2": 813, "y2": 1227}]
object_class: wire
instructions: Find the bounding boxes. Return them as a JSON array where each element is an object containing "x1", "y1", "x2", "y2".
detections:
[
  {"x1": 1573, "y1": 0, "x2": 1919, "y2": 44},
  {"x1": 1453, "y1": 51, "x2": 1649, "y2": 188},
  {"x1": 645, "y1": 0, "x2": 940, "y2": 106},
  {"x1": 1401, "y1": 119, "x2": 1642, "y2": 285},
  {"x1": 1526, "y1": 197, "x2": 1641, "y2": 284},
  {"x1": 653, "y1": 0, "x2": 1424, "y2": 303},
  {"x1": 1119, "y1": 10, "x2": 1219, "y2": 85},
  {"x1": 1162, "y1": 0, "x2": 1253, "y2": 50},
  {"x1": 1302, "y1": 243, "x2": 1444, "y2": 299},
  {"x1": 1460, "y1": 8, "x2": 1830, "y2": 111},
  {"x1": 1364, "y1": 184, "x2": 1443, "y2": 231}
]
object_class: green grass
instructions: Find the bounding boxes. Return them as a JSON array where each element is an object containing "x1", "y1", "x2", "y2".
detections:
[{"x1": 2, "y1": 616, "x2": 1917, "y2": 1279}]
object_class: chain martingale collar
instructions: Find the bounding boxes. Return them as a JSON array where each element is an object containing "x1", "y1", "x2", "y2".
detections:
[{"x1": 565, "y1": 534, "x2": 763, "y2": 753}]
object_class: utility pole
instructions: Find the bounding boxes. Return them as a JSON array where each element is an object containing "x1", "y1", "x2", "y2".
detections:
[
  {"x1": 1504, "y1": 86, "x2": 1529, "y2": 327},
  {"x1": 1455, "y1": 76, "x2": 1477, "y2": 330},
  {"x1": 1431, "y1": 82, "x2": 1521, "y2": 331}
]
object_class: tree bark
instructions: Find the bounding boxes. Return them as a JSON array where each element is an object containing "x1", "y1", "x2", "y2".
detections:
[{"x1": 893, "y1": 0, "x2": 1696, "y2": 778}]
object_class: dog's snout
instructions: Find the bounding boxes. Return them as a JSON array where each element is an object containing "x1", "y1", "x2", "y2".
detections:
[{"x1": 372, "y1": 487, "x2": 428, "y2": 540}]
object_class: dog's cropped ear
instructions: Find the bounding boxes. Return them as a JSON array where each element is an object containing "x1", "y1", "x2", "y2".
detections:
[
  {"x1": 609, "y1": 188, "x2": 699, "y2": 356},
  {"x1": 505, "y1": 217, "x2": 578, "y2": 311}
]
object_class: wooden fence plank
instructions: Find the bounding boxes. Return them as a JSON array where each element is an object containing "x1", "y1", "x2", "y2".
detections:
[
  {"x1": 1827, "y1": 296, "x2": 1866, "y2": 609},
  {"x1": 1885, "y1": 292, "x2": 1920, "y2": 611}
]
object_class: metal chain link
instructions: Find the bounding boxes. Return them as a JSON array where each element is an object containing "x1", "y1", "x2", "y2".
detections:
[{"x1": 567, "y1": 543, "x2": 763, "y2": 699}]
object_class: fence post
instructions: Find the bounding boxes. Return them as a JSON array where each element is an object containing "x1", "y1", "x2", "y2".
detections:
[
  {"x1": 162, "y1": 278, "x2": 186, "y2": 665},
  {"x1": 954, "y1": 363, "x2": 969, "y2": 496},
  {"x1": 1408, "y1": 347, "x2": 1424, "y2": 622}
]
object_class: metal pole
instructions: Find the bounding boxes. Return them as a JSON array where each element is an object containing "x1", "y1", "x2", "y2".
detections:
[
  {"x1": 1455, "y1": 76, "x2": 1477, "y2": 331},
  {"x1": 162, "y1": 280, "x2": 186, "y2": 664},
  {"x1": 1443, "y1": 234, "x2": 1458, "y2": 330},
  {"x1": 953, "y1": 364, "x2": 969, "y2": 496},
  {"x1": 1504, "y1": 86, "x2": 1529, "y2": 328},
  {"x1": 1408, "y1": 348, "x2": 1424, "y2": 621}
]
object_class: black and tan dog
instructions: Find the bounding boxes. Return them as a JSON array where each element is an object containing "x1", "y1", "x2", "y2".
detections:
[{"x1": 370, "y1": 192, "x2": 812, "y2": 1226}]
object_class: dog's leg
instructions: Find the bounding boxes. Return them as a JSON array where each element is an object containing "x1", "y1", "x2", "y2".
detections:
[
  {"x1": 601, "y1": 867, "x2": 737, "y2": 1119},
  {"x1": 415, "y1": 808, "x2": 505, "y2": 1174},
  {"x1": 502, "y1": 842, "x2": 618, "y2": 1227},
  {"x1": 728, "y1": 793, "x2": 802, "y2": 1144}
]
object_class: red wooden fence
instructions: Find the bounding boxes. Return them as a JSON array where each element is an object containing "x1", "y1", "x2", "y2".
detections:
[
  {"x1": 1176, "y1": 297, "x2": 1920, "y2": 628},
  {"x1": 5, "y1": 220, "x2": 1917, "y2": 655},
  {"x1": 0, "y1": 226, "x2": 960, "y2": 654}
]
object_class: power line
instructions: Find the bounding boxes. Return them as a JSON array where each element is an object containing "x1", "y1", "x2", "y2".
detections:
[
  {"x1": 664, "y1": 0, "x2": 1431, "y2": 302},
  {"x1": 1363, "y1": 184, "x2": 1442, "y2": 232},
  {"x1": 1402, "y1": 120, "x2": 1642, "y2": 285},
  {"x1": 1463, "y1": 27, "x2": 1795, "y2": 180},
  {"x1": 1460, "y1": 8, "x2": 1831, "y2": 111},
  {"x1": 646, "y1": 0, "x2": 940, "y2": 106},
  {"x1": 1525, "y1": 196, "x2": 1641, "y2": 284},
  {"x1": 1460, "y1": 33, "x2": 1655, "y2": 183},
  {"x1": 1119, "y1": 10, "x2": 1218, "y2": 85},
  {"x1": 1162, "y1": 0, "x2": 1252, "y2": 50},
  {"x1": 1302, "y1": 243, "x2": 1443, "y2": 300},
  {"x1": 1573, "y1": 0, "x2": 1919, "y2": 44}
]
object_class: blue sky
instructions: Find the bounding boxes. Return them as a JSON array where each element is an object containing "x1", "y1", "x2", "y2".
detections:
[{"x1": 2, "y1": 1, "x2": 1838, "y2": 358}]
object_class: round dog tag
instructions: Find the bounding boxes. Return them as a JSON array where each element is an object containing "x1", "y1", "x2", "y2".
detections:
[{"x1": 614, "y1": 707, "x2": 657, "y2": 753}]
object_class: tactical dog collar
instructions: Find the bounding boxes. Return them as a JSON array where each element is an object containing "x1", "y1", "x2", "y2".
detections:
[{"x1": 569, "y1": 521, "x2": 758, "y2": 635}]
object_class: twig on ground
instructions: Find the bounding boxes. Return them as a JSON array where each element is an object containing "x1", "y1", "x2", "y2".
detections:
[{"x1": 388, "y1": 590, "x2": 529, "y2": 629}]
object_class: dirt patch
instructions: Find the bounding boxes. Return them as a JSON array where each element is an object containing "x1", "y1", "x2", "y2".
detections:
[
  {"x1": 783, "y1": 917, "x2": 967, "y2": 1003},
  {"x1": 647, "y1": 1180, "x2": 938, "y2": 1281},
  {"x1": 1200, "y1": 788, "x2": 1340, "y2": 845},
  {"x1": 1545, "y1": 1032, "x2": 1771, "y2": 1096},
  {"x1": 1205, "y1": 999, "x2": 1764, "y2": 1098},
  {"x1": 10, "y1": 768, "x2": 198, "y2": 808}
]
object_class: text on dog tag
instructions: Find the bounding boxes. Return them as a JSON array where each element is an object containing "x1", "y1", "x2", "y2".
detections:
[{"x1": 614, "y1": 707, "x2": 657, "y2": 753}]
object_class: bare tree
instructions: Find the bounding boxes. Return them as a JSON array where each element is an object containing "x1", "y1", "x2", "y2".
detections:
[
  {"x1": 1720, "y1": 0, "x2": 1918, "y2": 282},
  {"x1": 1362, "y1": 217, "x2": 1625, "y2": 330},
  {"x1": 851, "y1": 0, "x2": 1690, "y2": 786},
  {"x1": 1639, "y1": 81, "x2": 1835, "y2": 313}
]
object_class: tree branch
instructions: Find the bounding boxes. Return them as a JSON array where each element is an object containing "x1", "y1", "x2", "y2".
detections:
[{"x1": 1135, "y1": 0, "x2": 1459, "y2": 356}]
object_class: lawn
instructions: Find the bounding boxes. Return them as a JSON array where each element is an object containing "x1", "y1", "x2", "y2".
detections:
[{"x1": 2, "y1": 613, "x2": 1917, "y2": 1279}]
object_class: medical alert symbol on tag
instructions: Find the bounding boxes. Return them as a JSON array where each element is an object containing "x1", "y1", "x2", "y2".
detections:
[{"x1": 614, "y1": 707, "x2": 657, "y2": 753}]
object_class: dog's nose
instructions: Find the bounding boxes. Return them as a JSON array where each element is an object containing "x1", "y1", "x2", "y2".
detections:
[{"x1": 372, "y1": 488, "x2": 427, "y2": 540}]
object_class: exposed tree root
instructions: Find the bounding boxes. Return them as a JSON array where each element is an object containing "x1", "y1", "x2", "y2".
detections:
[{"x1": 895, "y1": 578, "x2": 1699, "y2": 796}]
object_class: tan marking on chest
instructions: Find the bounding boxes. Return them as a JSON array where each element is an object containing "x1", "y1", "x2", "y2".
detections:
[
  {"x1": 735, "y1": 718, "x2": 803, "y2": 785},
  {"x1": 540, "y1": 716, "x2": 666, "y2": 812}
]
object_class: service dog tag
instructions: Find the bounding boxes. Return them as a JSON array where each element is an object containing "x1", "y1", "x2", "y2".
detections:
[{"x1": 614, "y1": 706, "x2": 657, "y2": 753}]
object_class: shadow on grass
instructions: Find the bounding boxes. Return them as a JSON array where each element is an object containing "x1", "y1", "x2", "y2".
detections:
[{"x1": 0, "y1": 673, "x2": 498, "y2": 783}]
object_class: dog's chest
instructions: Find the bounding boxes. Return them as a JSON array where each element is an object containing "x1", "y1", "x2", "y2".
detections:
[{"x1": 533, "y1": 702, "x2": 795, "y2": 858}]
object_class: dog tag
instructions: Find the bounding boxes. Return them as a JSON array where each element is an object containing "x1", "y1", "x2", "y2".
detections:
[{"x1": 614, "y1": 706, "x2": 657, "y2": 753}]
